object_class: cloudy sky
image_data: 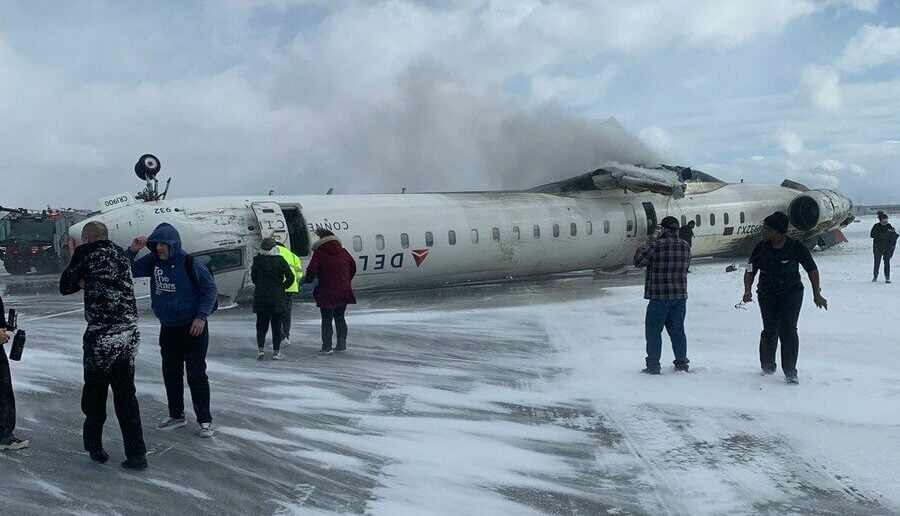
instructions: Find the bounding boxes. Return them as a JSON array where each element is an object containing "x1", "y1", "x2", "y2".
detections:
[{"x1": 1, "y1": 0, "x2": 899, "y2": 208}]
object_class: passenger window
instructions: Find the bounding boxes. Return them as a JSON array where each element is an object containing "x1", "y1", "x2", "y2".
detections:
[
  {"x1": 724, "y1": 213, "x2": 730, "y2": 225},
  {"x1": 492, "y1": 227, "x2": 500, "y2": 241},
  {"x1": 512, "y1": 226, "x2": 520, "y2": 240},
  {"x1": 352, "y1": 236, "x2": 363, "y2": 252},
  {"x1": 626, "y1": 220, "x2": 634, "y2": 233},
  {"x1": 533, "y1": 224, "x2": 540, "y2": 239},
  {"x1": 586, "y1": 221, "x2": 593, "y2": 235},
  {"x1": 740, "y1": 212, "x2": 746, "y2": 224},
  {"x1": 401, "y1": 233, "x2": 409, "y2": 248},
  {"x1": 603, "y1": 220, "x2": 610, "y2": 234},
  {"x1": 710, "y1": 213, "x2": 716, "y2": 226},
  {"x1": 695, "y1": 215, "x2": 702, "y2": 227},
  {"x1": 425, "y1": 231, "x2": 434, "y2": 247},
  {"x1": 376, "y1": 234, "x2": 385, "y2": 250},
  {"x1": 553, "y1": 224, "x2": 560, "y2": 237},
  {"x1": 448, "y1": 230, "x2": 456, "y2": 246},
  {"x1": 471, "y1": 229, "x2": 479, "y2": 244},
  {"x1": 570, "y1": 223, "x2": 577, "y2": 236}
]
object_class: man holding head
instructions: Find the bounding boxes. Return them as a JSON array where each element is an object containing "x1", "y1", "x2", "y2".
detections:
[
  {"x1": 128, "y1": 223, "x2": 217, "y2": 438},
  {"x1": 60, "y1": 221, "x2": 147, "y2": 469}
]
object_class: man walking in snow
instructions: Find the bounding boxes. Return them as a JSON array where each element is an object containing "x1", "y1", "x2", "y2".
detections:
[
  {"x1": 633, "y1": 216, "x2": 691, "y2": 374},
  {"x1": 127, "y1": 223, "x2": 217, "y2": 438},
  {"x1": 60, "y1": 222, "x2": 147, "y2": 470}
]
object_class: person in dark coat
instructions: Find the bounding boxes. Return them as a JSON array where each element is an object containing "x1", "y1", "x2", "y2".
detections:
[
  {"x1": 0, "y1": 295, "x2": 29, "y2": 451},
  {"x1": 60, "y1": 221, "x2": 147, "y2": 469},
  {"x1": 303, "y1": 229, "x2": 356, "y2": 354},
  {"x1": 870, "y1": 211, "x2": 897, "y2": 283},
  {"x1": 251, "y1": 237, "x2": 294, "y2": 360},
  {"x1": 743, "y1": 212, "x2": 828, "y2": 385},
  {"x1": 679, "y1": 220, "x2": 695, "y2": 247}
]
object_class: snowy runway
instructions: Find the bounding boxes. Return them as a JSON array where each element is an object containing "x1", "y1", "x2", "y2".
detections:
[{"x1": 1, "y1": 219, "x2": 898, "y2": 515}]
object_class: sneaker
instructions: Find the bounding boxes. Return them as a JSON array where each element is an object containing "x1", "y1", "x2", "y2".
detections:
[
  {"x1": 0, "y1": 435, "x2": 30, "y2": 451},
  {"x1": 121, "y1": 456, "x2": 148, "y2": 470},
  {"x1": 156, "y1": 415, "x2": 187, "y2": 431},
  {"x1": 761, "y1": 367, "x2": 776, "y2": 376},
  {"x1": 198, "y1": 423, "x2": 215, "y2": 438},
  {"x1": 873, "y1": 277, "x2": 878, "y2": 282},
  {"x1": 674, "y1": 364, "x2": 690, "y2": 372},
  {"x1": 887, "y1": 279, "x2": 892, "y2": 284},
  {"x1": 257, "y1": 349, "x2": 265, "y2": 360},
  {"x1": 272, "y1": 351, "x2": 284, "y2": 361},
  {"x1": 641, "y1": 367, "x2": 661, "y2": 375},
  {"x1": 280, "y1": 338, "x2": 291, "y2": 348},
  {"x1": 335, "y1": 346, "x2": 347, "y2": 353},
  {"x1": 89, "y1": 449, "x2": 110, "y2": 464},
  {"x1": 319, "y1": 348, "x2": 333, "y2": 355},
  {"x1": 785, "y1": 374, "x2": 799, "y2": 385}
]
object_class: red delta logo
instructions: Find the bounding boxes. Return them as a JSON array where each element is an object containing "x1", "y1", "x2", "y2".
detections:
[{"x1": 411, "y1": 248, "x2": 430, "y2": 267}]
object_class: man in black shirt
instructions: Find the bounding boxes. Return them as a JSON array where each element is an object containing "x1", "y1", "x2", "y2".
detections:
[
  {"x1": 742, "y1": 212, "x2": 828, "y2": 384},
  {"x1": 0, "y1": 295, "x2": 29, "y2": 451}
]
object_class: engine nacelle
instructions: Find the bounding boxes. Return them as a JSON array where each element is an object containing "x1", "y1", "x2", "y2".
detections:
[{"x1": 788, "y1": 189, "x2": 852, "y2": 233}]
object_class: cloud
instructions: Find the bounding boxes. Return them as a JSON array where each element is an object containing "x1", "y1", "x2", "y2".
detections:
[
  {"x1": 775, "y1": 129, "x2": 805, "y2": 155},
  {"x1": 801, "y1": 64, "x2": 844, "y2": 111},
  {"x1": 638, "y1": 126, "x2": 677, "y2": 159},
  {"x1": 529, "y1": 65, "x2": 618, "y2": 106},
  {"x1": 836, "y1": 25, "x2": 900, "y2": 74},
  {"x1": 825, "y1": 0, "x2": 882, "y2": 13}
]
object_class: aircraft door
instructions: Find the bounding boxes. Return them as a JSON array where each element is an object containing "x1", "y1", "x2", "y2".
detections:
[
  {"x1": 251, "y1": 202, "x2": 289, "y2": 246},
  {"x1": 642, "y1": 202, "x2": 658, "y2": 236},
  {"x1": 622, "y1": 203, "x2": 637, "y2": 238}
]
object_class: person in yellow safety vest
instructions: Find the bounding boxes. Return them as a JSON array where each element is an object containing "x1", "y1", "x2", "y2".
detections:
[{"x1": 276, "y1": 243, "x2": 304, "y2": 347}]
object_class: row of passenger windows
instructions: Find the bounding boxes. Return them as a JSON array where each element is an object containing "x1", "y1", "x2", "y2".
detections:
[
  {"x1": 350, "y1": 221, "x2": 614, "y2": 252},
  {"x1": 348, "y1": 211, "x2": 749, "y2": 252},
  {"x1": 682, "y1": 211, "x2": 746, "y2": 228}
]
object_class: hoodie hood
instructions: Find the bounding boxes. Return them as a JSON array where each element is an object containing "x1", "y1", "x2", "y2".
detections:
[{"x1": 147, "y1": 223, "x2": 185, "y2": 260}]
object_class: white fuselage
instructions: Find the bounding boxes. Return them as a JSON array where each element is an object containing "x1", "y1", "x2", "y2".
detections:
[{"x1": 74, "y1": 181, "x2": 849, "y2": 304}]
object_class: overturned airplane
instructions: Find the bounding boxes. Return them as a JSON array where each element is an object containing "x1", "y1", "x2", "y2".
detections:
[{"x1": 71, "y1": 155, "x2": 854, "y2": 305}]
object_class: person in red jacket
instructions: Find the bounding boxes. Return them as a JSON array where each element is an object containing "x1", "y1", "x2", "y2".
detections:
[{"x1": 303, "y1": 229, "x2": 356, "y2": 353}]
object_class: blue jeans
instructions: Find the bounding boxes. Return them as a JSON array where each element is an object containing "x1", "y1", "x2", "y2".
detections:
[{"x1": 645, "y1": 299, "x2": 689, "y2": 370}]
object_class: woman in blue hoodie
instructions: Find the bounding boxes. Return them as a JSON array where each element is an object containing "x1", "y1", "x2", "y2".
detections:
[{"x1": 127, "y1": 223, "x2": 218, "y2": 438}]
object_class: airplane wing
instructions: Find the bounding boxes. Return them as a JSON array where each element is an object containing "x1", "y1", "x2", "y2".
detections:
[{"x1": 530, "y1": 164, "x2": 693, "y2": 199}]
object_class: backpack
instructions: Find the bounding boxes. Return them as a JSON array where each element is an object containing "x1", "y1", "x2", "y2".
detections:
[
  {"x1": 185, "y1": 255, "x2": 219, "y2": 314},
  {"x1": 150, "y1": 255, "x2": 218, "y2": 314}
]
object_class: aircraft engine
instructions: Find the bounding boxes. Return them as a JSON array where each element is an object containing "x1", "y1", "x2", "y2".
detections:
[{"x1": 788, "y1": 189, "x2": 853, "y2": 233}]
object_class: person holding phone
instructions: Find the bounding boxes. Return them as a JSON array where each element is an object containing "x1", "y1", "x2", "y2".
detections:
[{"x1": 0, "y1": 295, "x2": 29, "y2": 451}]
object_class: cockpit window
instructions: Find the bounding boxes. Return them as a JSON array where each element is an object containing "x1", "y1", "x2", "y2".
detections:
[{"x1": 192, "y1": 249, "x2": 243, "y2": 275}]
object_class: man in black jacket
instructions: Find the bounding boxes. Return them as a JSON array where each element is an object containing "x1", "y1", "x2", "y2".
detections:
[
  {"x1": 871, "y1": 211, "x2": 897, "y2": 283},
  {"x1": 60, "y1": 222, "x2": 147, "y2": 470},
  {"x1": 0, "y1": 295, "x2": 29, "y2": 451}
]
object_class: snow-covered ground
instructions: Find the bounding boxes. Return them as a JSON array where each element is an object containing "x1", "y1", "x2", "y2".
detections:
[{"x1": 1, "y1": 217, "x2": 897, "y2": 515}]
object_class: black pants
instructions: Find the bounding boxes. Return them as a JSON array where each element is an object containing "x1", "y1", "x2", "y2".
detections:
[
  {"x1": 160, "y1": 324, "x2": 212, "y2": 424},
  {"x1": 256, "y1": 312, "x2": 284, "y2": 351},
  {"x1": 758, "y1": 289, "x2": 803, "y2": 375},
  {"x1": 320, "y1": 306, "x2": 347, "y2": 351},
  {"x1": 874, "y1": 247, "x2": 892, "y2": 280},
  {"x1": 281, "y1": 294, "x2": 294, "y2": 340},
  {"x1": 81, "y1": 352, "x2": 146, "y2": 459},
  {"x1": 1, "y1": 348, "x2": 16, "y2": 440}
]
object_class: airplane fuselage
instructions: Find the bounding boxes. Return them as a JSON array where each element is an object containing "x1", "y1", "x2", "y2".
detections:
[{"x1": 76, "y1": 179, "x2": 851, "y2": 304}]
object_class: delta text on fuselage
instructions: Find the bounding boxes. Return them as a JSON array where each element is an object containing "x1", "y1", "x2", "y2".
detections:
[{"x1": 71, "y1": 157, "x2": 854, "y2": 305}]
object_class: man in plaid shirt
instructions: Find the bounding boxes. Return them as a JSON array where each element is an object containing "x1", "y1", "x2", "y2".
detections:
[{"x1": 633, "y1": 216, "x2": 691, "y2": 374}]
